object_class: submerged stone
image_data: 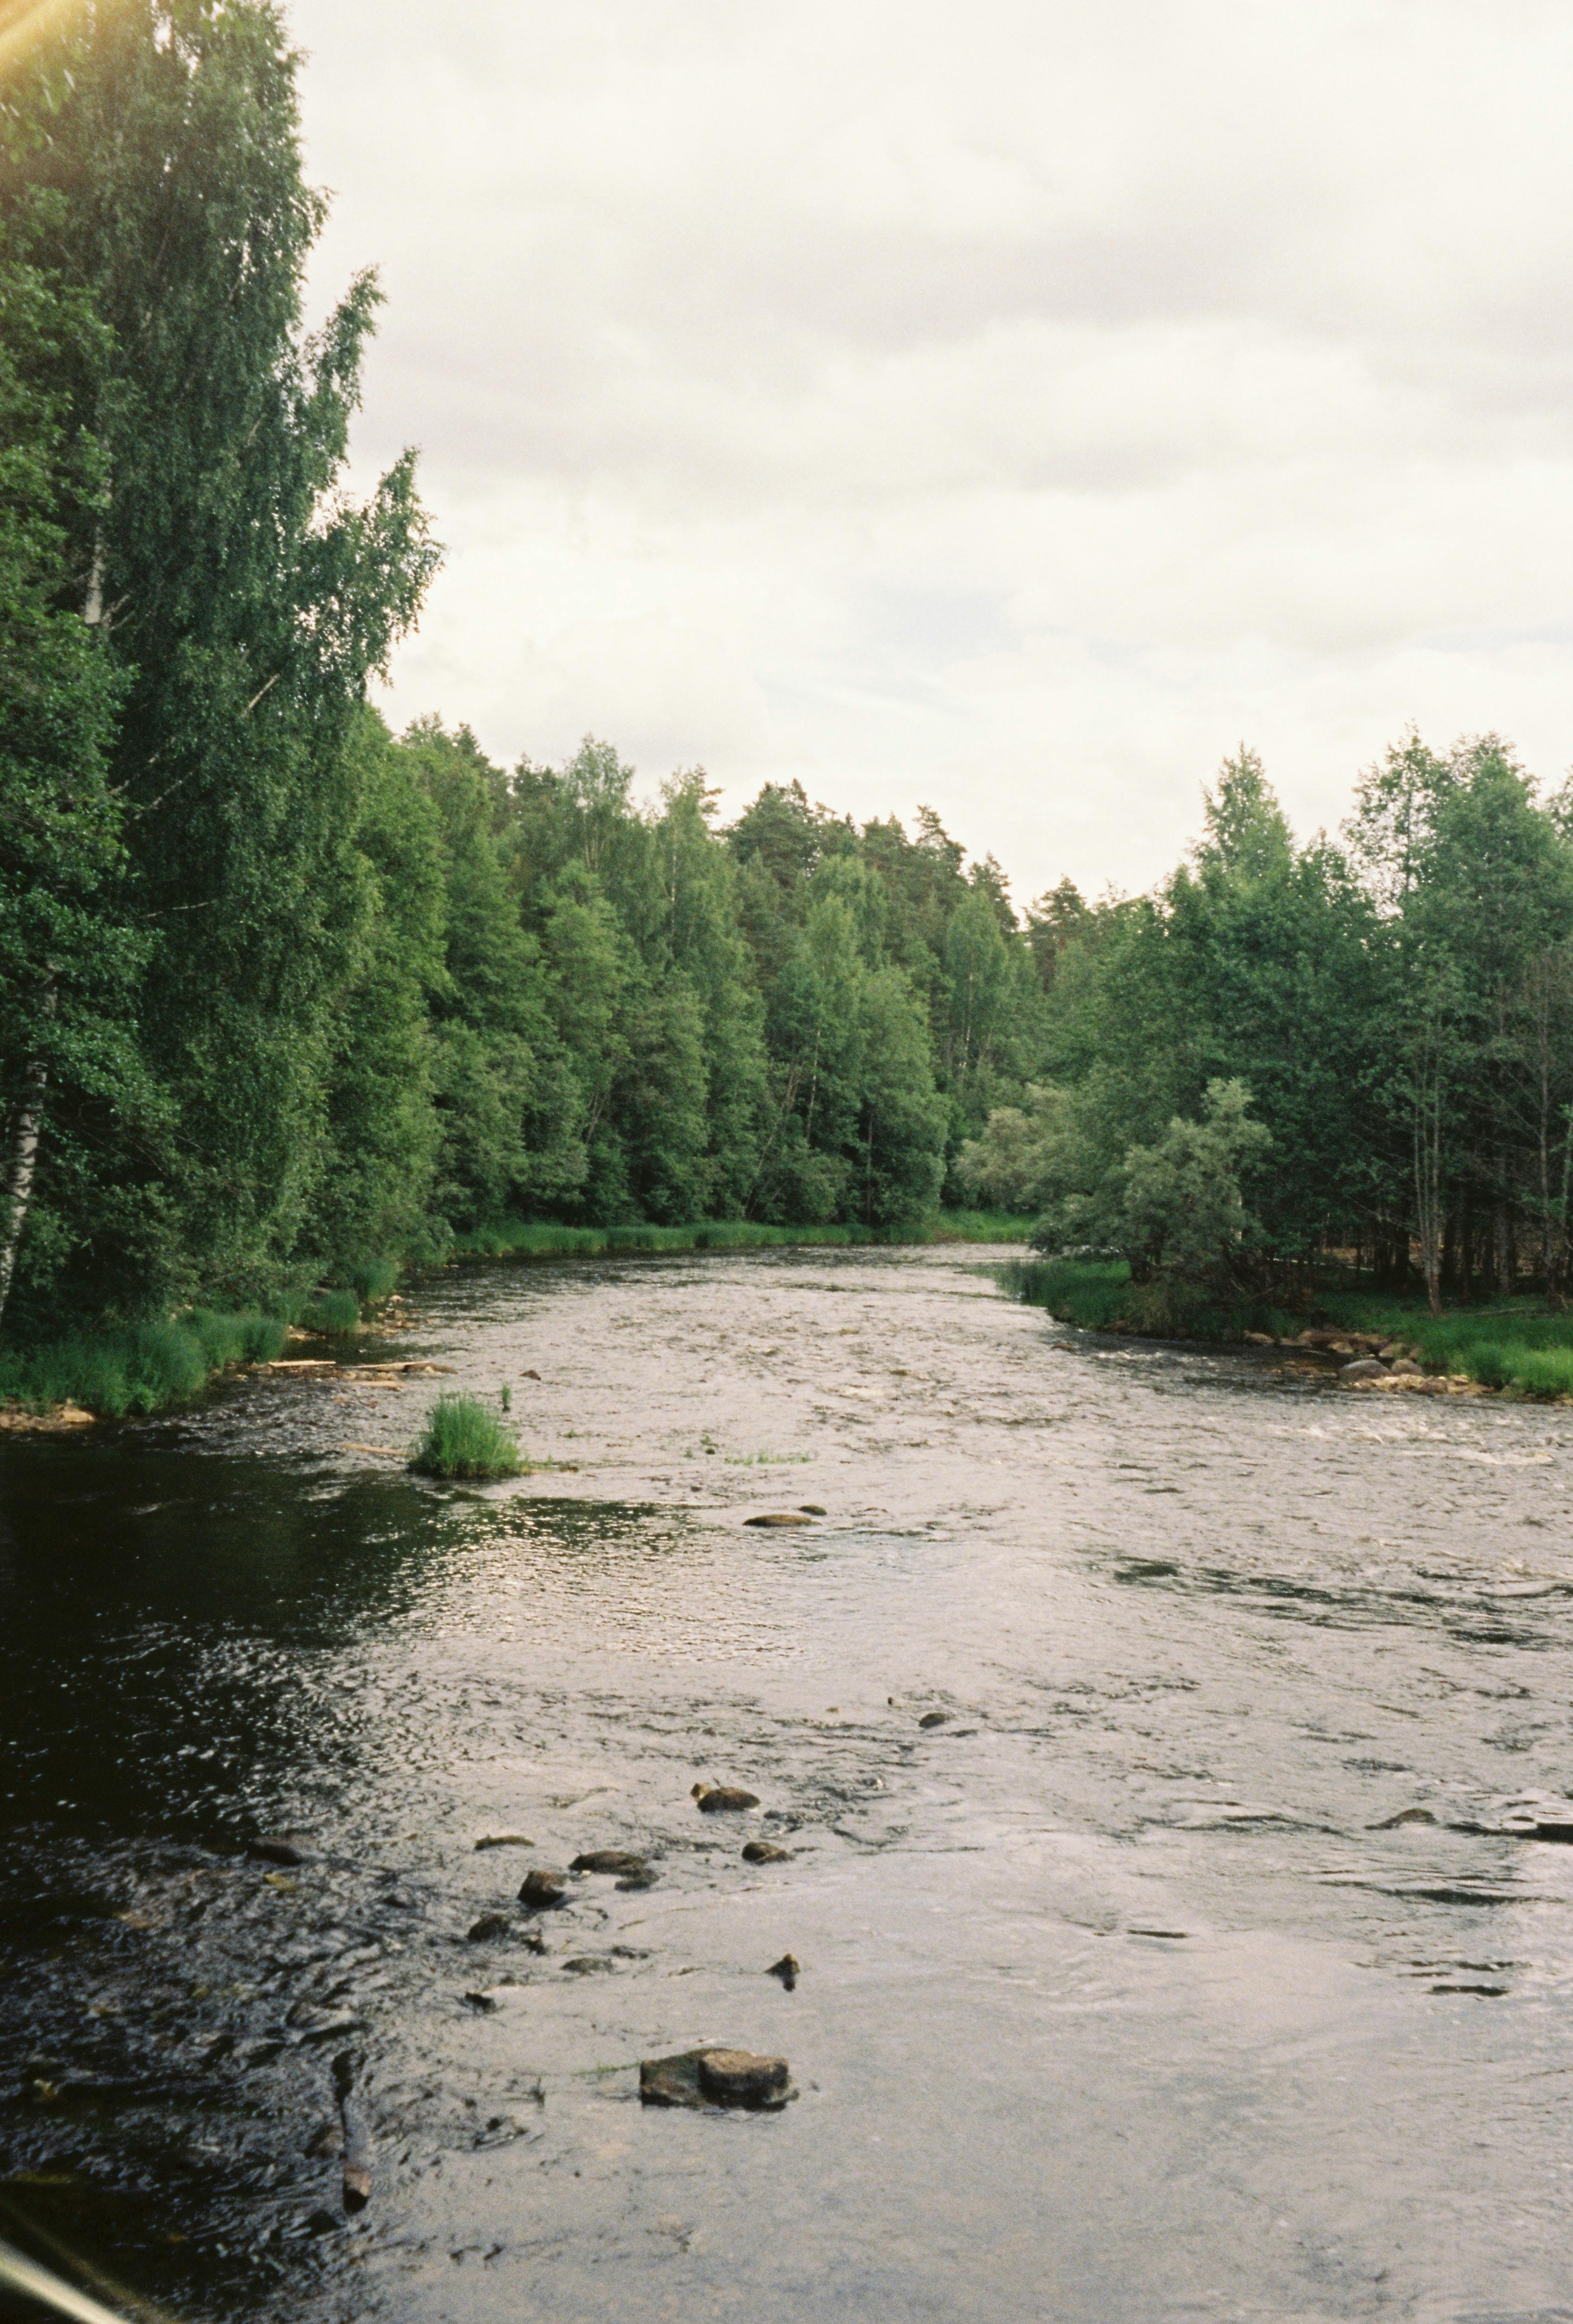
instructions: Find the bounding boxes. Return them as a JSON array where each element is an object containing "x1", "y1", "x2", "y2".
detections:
[
  {"x1": 467, "y1": 1912, "x2": 512, "y2": 1941},
  {"x1": 246, "y1": 1836, "x2": 316, "y2": 1867},
  {"x1": 639, "y1": 2045, "x2": 793, "y2": 2110},
  {"x1": 744, "y1": 1512, "x2": 812, "y2": 1527},
  {"x1": 474, "y1": 1833, "x2": 534, "y2": 1851},
  {"x1": 570, "y1": 1849, "x2": 650, "y2": 1878},
  {"x1": 918, "y1": 1710, "x2": 951, "y2": 1728},
  {"x1": 742, "y1": 1840, "x2": 791, "y2": 1863},
  {"x1": 693, "y1": 1783, "x2": 760, "y2": 1812},
  {"x1": 518, "y1": 1868, "x2": 570, "y2": 1909}
]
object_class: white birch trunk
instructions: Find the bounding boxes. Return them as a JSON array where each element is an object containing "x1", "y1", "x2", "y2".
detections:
[{"x1": 0, "y1": 981, "x2": 56, "y2": 1329}]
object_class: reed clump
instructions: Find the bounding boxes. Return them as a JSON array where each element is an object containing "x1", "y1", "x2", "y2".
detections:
[
  {"x1": 0, "y1": 1309, "x2": 287, "y2": 1419},
  {"x1": 409, "y1": 1393, "x2": 525, "y2": 1479}
]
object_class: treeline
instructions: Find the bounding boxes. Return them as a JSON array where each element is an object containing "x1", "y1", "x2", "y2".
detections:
[
  {"x1": 0, "y1": 0, "x2": 1048, "y2": 1346},
  {"x1": 7, "y1": 3, "x2": 1573, "y2": 1363},
  {"x1": 963, "y1": 738, "x2": 1573, "y2": 1315}
]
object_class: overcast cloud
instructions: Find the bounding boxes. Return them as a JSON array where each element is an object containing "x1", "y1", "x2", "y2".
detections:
[{"x1": 291, "y1": 0, "x2": 1573, "y2": 901}]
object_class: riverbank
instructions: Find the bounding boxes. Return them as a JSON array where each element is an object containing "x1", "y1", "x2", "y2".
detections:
[
  {"x1": 0, "y1": 1213, "x2": 1035, "y2": 1423},
  {"x1": 1008, "y1": 1256, "x2": 1573, "y2": 1398},
  {"x1": 450, "y1": 1210, "x2": 1033, "y2": 1261}
]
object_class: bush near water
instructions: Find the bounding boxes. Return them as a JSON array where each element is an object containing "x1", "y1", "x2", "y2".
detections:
[
  {"x1": 8, "y1": 2, "x2": 1573, "y2": 1413},
  {"x1": 1012, "y1": 1258, "x2": 1573, "y2": 1399},
  {"x1": 410, "y1": 1395, "x2": 525, "y2": 1481}
]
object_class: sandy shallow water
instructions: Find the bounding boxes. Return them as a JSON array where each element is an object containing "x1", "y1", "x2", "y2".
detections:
[{"x1": 4, "y1": 1244, "x2": 1573, "y2": 2323}]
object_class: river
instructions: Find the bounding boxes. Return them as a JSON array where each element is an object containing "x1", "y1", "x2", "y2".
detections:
[{"x1": 3, "y1": 1244, "x2": 1573, "y2": 2324}]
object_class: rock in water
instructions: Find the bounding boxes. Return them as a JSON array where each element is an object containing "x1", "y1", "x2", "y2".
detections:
[
  {"x1": 467, "y1": 1912, "x2": 512, "y2": 1941},
  {"x1": 1370, "y1": 1807, "x2": 1436, "y2": 1829},
  {"x1": 246, "y1": 1836, "x2": 316, "y2": 1866},
  {"x1": 474, "y1": 1833, "x2": 534, "y2": 1851},
  {"x1": 742, "y1": 1840, "x2": 792, "y2": 1864},
  {"x1": 744, "y1": 1512, "x2": 812, "y2": 1527},
  {"x1": 518, "y1": 1868, "x2": 570, "y2": 1909},
  {"x1": 697, "y1": 2049, "x2": 792, "y2": 2106},
  {"x1": 1390, "y1": 1357, "x2": 1422, "y2": 1376},
  {"x1": 570, "y1": 1849, "x2": 651, "y2": 1878},
  {"x1": 1340, "y1": 1357, "x2": 1386, "y2": 1380},
  {"x1": 799, "y1": 1504, "x2": 827, "y2": 1516},
  {"x1": 639, "y1": 2046, "x2": 794, "y2": 2110},
  {"x1": 693, "y1": 1783, "x2": 760, "y2": 1812},
  {"x1": 340, "y1": 2101, "x2": 373, "y2": 2213},
  {"x1": 768, "y1": 1953, "x2": 800, "y2": 1989},
  {"x1": 918, "y1": 1710, "x2": 950, "y2": 1728}
]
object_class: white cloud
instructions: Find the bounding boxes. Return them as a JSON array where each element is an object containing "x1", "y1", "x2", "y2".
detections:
[{"x1": 292, "y1": 0, "x2": 1573, "y2": 901}]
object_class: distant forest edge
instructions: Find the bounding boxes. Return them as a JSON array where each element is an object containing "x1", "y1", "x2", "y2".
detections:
[{"x1": 7, "y1": 4, "x2": 1573, "y2": 1407}]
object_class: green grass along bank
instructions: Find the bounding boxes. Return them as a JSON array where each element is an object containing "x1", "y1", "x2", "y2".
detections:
[
  {"x1": 0, "y1": 1212, "x2": 1035, "y2": 1423},
  {"x1": 1008, "y1": 1257, "x2": 1573, "y2": 1401}
]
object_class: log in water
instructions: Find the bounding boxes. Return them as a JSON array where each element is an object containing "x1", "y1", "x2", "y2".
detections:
[{"x1": 3, "y1": 1244, "x2": 1573, "y2": 2320}]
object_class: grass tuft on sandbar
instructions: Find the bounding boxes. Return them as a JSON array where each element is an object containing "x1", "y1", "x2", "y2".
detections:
[{"x1": 409, "y1": 1392, "x2": 525, "y2": 1479}]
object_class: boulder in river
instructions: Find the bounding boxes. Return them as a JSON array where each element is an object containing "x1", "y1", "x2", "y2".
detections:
[
  {"x1": 693, "y1": 1782, "x2": 760, "y2": 1812},
  {"x1": 1340, "y1": 1358, "x2": 1386, "y2": 1381},
  {"x1": 768, "y1": 1953, "x2": 800, "y2": 1989},
  {"x1": 518, "y1": 1868, "x2": 570, "y2": 1909},
  {"x1": 742, "y1": 1839, "x2": 792, "y2": 1863},
  {"x1": 639, "y1": 2045, "x2": 794, "y2": 2110},
  {"x1": 918, "y1": 1710, "x2": 951, "y2": 1728},
  {"x1": 467, "y1": 1911, "x2": 512, "y2": 1941},
  {"x1": 745, "y1": 1511, "x2": 813, "y2": 1527},
  {"x1": 474, "y1": 1833, "x2": 534, "y2": 1851},
  {"x1": 571, "y1": 1849, "x2": 651, "y2": 1878}
]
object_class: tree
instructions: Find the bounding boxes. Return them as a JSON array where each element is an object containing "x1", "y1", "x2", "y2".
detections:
[
  {"x1": 0, "y1": 228, "x2": 154, "y2": 1332},
  {"x1": 3, "y1": 0, "x2": 437, "y2": 1306},
  {"x1": 1118, "y1": 1080, "x2": 1271, "y2": 1283}
]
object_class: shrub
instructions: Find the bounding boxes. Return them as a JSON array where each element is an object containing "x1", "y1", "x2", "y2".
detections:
[
  {"x1": 1500, "y1": 1345, "x2": 1573, "y2": 1399},
  {"x1": 302, "y1": 1288, "x2": 360, "y2": 1336},
  {"x1": 409, "y1": 1393, "x2": 524, "y2": 1479},
  {"x1": 350, "y1": 1257, "x2": 401, "y2": 1304},
  {"x1": 0, "y1": 1307, "x2": 287, "y2": 1416}
]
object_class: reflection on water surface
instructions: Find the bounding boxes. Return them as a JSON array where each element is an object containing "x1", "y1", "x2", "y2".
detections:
[{"x1": 4, "y1": 1246, "x2": 1573, "y2": 2321}]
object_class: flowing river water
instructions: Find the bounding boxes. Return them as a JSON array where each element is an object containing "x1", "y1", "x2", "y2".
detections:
[{"x1": 4, "y1": 1244, "x2": 1573, "y2": 2324}]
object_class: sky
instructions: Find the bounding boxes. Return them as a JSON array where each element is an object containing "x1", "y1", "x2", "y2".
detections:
[{"x1": 291, "y1": 0, "x2": 1573, "y2": 904}]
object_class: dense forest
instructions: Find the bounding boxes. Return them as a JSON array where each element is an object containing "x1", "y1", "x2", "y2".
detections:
[
  {"x1": 0, "y1": 0, "x2": 1041, "y2": 1351},
  {"x1": 5, "y1": 0, "x2": 1573, "y2": 1380}
]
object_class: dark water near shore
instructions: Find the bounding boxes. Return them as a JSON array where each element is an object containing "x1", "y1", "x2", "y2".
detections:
[{"x1": 4, "y1": 1245, "x2": 1573, "y2": 2324}]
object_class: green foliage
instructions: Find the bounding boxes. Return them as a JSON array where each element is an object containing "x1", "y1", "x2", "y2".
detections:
[
  {"x1": 1004, "y1": 1255, "x2": 1298, "y2": 1344},
  {"x1": 1118, "y1": 1079, "x2": 1271, "y2": 1281},
  {"x1": 18, "y1": 0, "x2": 1573, "y2": 1427},
  {"x1": 410, "y1": 1392, "x2": 524, "y2": 1479},
  {"x1": 1, "y1": 0, "x2": 438, "y2": 1318},
  {"x1": 0, "y1": 1306, "x2": 284, "y2": 1416},
  {"x1": 301, "y1": 1287, "x2": 360, "y2": 1336}
]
